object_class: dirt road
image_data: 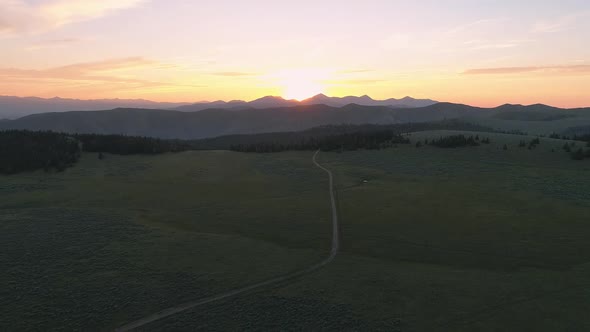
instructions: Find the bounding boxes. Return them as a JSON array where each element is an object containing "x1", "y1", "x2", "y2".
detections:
[{"x1": 115, "y1": 150, "x2": 339, "y2": 331}]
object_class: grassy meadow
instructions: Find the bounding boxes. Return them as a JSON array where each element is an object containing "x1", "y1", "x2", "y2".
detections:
[
  {"x1": 1, "y1": 151, "x2": 331, "y2": 331},
  {"x1": 2, "y1": 130, "x2": 590, "y2": 331}
]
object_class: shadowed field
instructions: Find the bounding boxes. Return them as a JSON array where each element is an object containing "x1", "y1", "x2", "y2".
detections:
[
  {"x1": 1, "y1": 151, "x2": 331, "y2": 331},
  {"x1": 2, "y1": 131, "x2": 590, "y2": 331}
]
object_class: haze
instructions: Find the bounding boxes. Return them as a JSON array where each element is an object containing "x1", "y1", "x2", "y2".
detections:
[{"x1": 1, "y1": 0, "x2": 590, "y2": 107}]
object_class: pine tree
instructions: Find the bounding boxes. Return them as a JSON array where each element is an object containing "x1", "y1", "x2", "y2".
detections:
[{"x1": 572, "y1": 148, "x2": 585, "y2": 160}]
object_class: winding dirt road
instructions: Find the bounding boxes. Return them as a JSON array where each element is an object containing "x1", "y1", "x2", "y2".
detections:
[{"x1": 115, "y1": 150, "x2": 339, "y2": 331}]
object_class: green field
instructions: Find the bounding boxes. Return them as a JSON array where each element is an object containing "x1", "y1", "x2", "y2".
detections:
[
  {"x1": 2, "y1": 131, "x2": 590, "y2": 331},
  {"x1": 1, "y1": 151, "x2": 332, "y2": 331}
]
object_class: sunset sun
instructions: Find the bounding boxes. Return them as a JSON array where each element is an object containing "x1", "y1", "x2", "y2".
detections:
[
  {"x1": 273, "y1": 69, "x2": 327, "y2": 101},
  {"x1": 282, "y1": 80, "x2": 324, "y2": 101}
]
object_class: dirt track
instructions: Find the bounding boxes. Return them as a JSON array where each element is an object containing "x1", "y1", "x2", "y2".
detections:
[{"x1": 115, "y1": 150, "x2": 339, "y2": 331}]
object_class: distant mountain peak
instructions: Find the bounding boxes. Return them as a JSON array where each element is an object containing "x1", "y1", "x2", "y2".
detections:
[
  {"x1": 303, "y1": 94, "x2": 331, "y2": 103},
  {"x1": 253, "y1": 95, "x2": 287, "y2": 101}
]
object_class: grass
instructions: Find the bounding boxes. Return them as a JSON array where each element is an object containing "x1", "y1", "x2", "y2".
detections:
[
  {"x1": 1, "y1": 151, "x2": 331, "y2": 331},
  {"x1": 146, "y1": 131, "x2": 590, "y2": 331},
  {"x1": 464, "y1": 113, "x2": 590, "y2": 135},
  {"x1": 2, "y1": 130, "x2": 590, "y2": 331}
]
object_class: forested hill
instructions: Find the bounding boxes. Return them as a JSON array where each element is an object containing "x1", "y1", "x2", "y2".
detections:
[
  {"x1": 4, "y1": 119, "x2": 589, "y2": 174},
  {"x1": 1, "y1": 103, "x2": 590, "y2": 140},
  {"x1": 191, "y1": 120, "x2": 495, "y2": 151},
  {"x1": 0, "y1": 131, "x2": 193, "y2": 174},
  {"x1": 0, "y1": 121, "x2": 492, "y2": 173}
]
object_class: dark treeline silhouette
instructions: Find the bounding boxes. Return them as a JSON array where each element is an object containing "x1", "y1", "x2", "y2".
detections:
[
  {"x1": 0, "y1": 130, "x2": 80, "y2": 174},
  {"x1": 3, "y1": 117, "x2": 585, "y2": 174},
  {"x1": 429, "y1": 135, "x2": 481, "y2": 148},
  {"x1": 573, "y1": 134, "x2": 590, "y2": 143},
  {"x1": 549, "y1": 132, "x2": 590, "y2": 143},
  {"x1": 1, "y1": 131, "x2": 194, "y2": 174},
  {"x1": 75, "y1": 134, "x2": 192, "y2": 155},
  {"x1": 494, "y1": 129, "x2": 528, "y2": 136},
  {"x1": 195, "y1": 120, "x2": 495, "y2": 152},
  {"x1": 563, "y1": 141, "x2": 590, "y2": 160},
  {"x1": 230, "y1": 131, "x2": 410, "y2": 152},
  {"x1": 528, "y1": 138, "x2": 541, "y2": 149}
]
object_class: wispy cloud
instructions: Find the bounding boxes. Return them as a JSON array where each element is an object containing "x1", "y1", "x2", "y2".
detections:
[
  {"x1": 26, "y1": 37, "x2": 84, "y2": 50},
  {"x1": 466, "y1": 40, "x2": 527, "y2": 51},
  {"x1": 332, "y1": 79, "x2": 388, "y2": 85},
  {"x1": 0, "y1": 0, "x2": 145, "y2": 35},
  {"x1": 54, "y1": 57, "x2": 155, "y2": 73},
  {"x1": 463, "y1": 65, "x2": 590, "y2": 75},
  {"x1": 532, "y1": 11, "x2": 590, "y2": 33},
  {"x1": 444, "y1": 18, "x2": 507, "y2": 36},
  {"x1": 209, "y1": 71, "x2": 258, "y2": 77},
  {"x1": 338, "y1": 69, "x2": 374, "y2": 74},
  {"x1": 0, "y1": 57, "x2": 196, "y2": 89}
]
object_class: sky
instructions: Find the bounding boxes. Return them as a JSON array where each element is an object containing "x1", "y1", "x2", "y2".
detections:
[{"x1": 1, "y1": 0, "x2": 590, "y2": 107}]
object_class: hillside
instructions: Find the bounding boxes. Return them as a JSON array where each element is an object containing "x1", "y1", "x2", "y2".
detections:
[
  {"x1": 2, "y1": 103, "x2": 590, "y2": 139},
  {"x1": 0, "y1": 96, "x2": 189, "y2": 119},
  {"x1": 175, "y1": 94, "x2": 437, "y2": 112}
]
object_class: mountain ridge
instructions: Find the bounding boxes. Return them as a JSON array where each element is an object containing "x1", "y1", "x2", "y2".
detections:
[
  {"x1": 175, "y1": 94, "x2": 438, "y2": 112},
  {"x1": 0, "y1": 94, "x2": 437, "y2": 119},
  {"x1": 2, "y1": 102, "x2": 590, "y2": 140},
  {"x1": 0, "y1": 95, "x2": 190, "y2": 119}
]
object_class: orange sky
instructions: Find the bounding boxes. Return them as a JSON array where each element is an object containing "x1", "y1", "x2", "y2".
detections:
[{"x1": 1, "y1": 0, "x2": 590, "y2": 107}]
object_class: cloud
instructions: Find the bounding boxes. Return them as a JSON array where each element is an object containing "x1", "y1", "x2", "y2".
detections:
[
  {"x1": 444, "y1": 18, "x2": 507, "y2": 35},
  {"x1": 26, "y1": 37, "x2": 84, "y2": 50},
  {"x1": 210, "y1": 71, "x2": 258, "y2": 77},
  {"x1": 334, "y1": 79, "x2": 388, "y2": 85},
  {"x1": 0, "y1": 57, "x2": 193, "y2": 89},
  {"x1": 54, "y1": 57, "x2": 156, "y2": 73},
  {"x1": 0, "y1": 0, "x2": 145, "y2": 35},
  {"x1": 463, "y1": 65, "x2": 590, "y2": 75},
  {"x1": 41, "y1": 0, "x2": 145, "y2": 26},
  {"x1": 467, "y1": 42, "x2": 521, "y2": 51},
  {"x1": 532, "y1": 11, "x2": 590, "y2": 33},
  {"x1": 338, "y1": 69, "x2": 374, "y2": 74}
]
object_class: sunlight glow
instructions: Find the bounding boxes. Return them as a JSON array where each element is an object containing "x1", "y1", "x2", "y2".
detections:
[{"x1": 271, "y1": 69, "x2": 328, "y2": 101}]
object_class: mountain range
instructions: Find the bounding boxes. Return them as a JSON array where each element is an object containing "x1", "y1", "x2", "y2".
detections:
[
  {"x1": 0, "y1": 94, "x2": 437, "y2": 119},
  {"x1": 174, "y1": 94, "x2": 438, "y2": 112},
  {"x1": 0, "y1": 96, "x2": 190, "y2": 119},
  {"x1": 2, "y1": 102, "x2": 589, "y2": 140}
]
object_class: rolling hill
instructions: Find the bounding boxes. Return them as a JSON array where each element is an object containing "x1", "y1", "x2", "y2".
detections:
[
  {"x1": 0, "y1": 95, "x2": 189, "y2": 119},
  {"x1": 1, "y1": 102, "x2": 590, "y2": 139},
  {"x1": 174, "y1": 94, "x2": 438, "y2": 112}
]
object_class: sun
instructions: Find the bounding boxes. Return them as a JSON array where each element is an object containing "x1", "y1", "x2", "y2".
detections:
[
  {"x1": 282, "y1": 79, "x2": 324, "y2": 101},
  {"x1": 273, "y1": 69, "x2": 327, "y2": 101}
]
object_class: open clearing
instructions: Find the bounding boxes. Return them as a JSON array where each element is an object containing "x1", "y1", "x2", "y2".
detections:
[{"x1": 2, "y1": 130, "x2": 590, "y2": 331}]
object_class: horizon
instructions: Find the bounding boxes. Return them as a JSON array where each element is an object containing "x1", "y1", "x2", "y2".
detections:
[
  {"x1": 0, "y1": 93, "x2": 590, "y2": 109},
  {"x1": 2, "y1": 1, "x2": 590, "y2": 107},
  {"x1": 3, "y1": 92, "x2": 590, "y2": 110}
]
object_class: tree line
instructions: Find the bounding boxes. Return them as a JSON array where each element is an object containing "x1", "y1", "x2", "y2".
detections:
[
  {"x1": 563, "y1": 141, "x2": 590, "y2": 160},
  {"x1": 0, "y1": 130, "x2": 81, "y2": 174},
  {"x1": 6, "y1": 120, "x2": 585, "y2": 173},
  {"x1": 229, "y1": 131, "x2": 410, "y2": 153},
  {"x1": 1, "y1": 131, "x2": 195, "y2": 174},
  {"x1": 204, "y1": 120, "x2": 496, "y2": 153},
  {"x1": 427, "y1": 135, "x2": 483, "y2": 148},
  {"x1": 75, "y1": 134, "x2": 192, "y2": 155},
  {"x1": 549, "y1": 133, "x2": 590, "y2": 142}
]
